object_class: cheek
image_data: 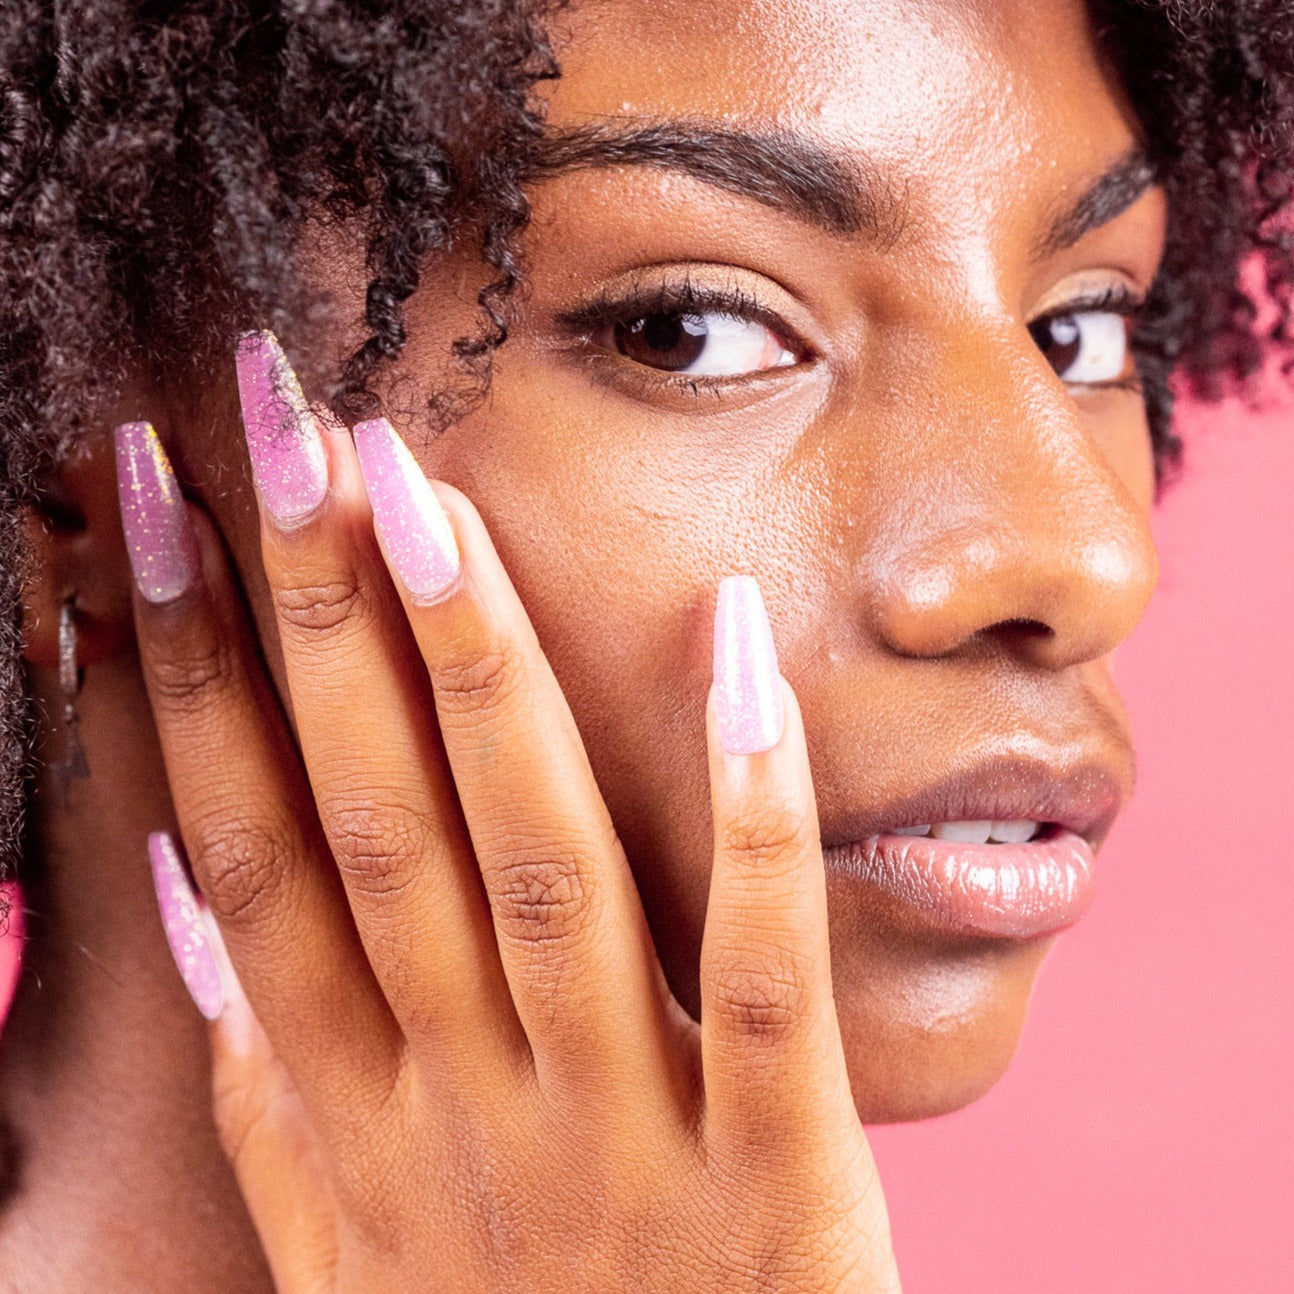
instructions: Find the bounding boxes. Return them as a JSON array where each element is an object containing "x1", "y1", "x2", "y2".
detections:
[{"x1": 425, "y1": 386, "x2": 831, "y2": 1010}]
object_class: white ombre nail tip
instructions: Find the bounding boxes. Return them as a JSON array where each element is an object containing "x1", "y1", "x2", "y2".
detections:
[
  {"x1": 352, "y1": 417, "x2": 460, "y2": 604},
  {"x1": 713, "y1": 575, "x2": 784, "y2": 756},
  {"x1": 147, "y1": 832, "x2": 223, "y2": 1021}
]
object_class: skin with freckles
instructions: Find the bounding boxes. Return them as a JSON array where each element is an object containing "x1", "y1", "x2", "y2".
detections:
[{"x1": 1, "y1": 0, "x2": 1166, "y2": 1287}]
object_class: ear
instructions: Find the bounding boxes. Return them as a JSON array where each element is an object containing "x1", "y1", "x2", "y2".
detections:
[{"x1": 21, "y1": 428, "x2": 137, "y2": 672}]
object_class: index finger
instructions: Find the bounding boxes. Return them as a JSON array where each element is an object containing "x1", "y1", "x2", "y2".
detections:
[{"x1": 699, "y1": 577, "x2": 865, "y2": 1158}]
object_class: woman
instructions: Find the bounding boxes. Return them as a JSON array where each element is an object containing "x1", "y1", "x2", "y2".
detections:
[{"x1": 1, "y1": 0, "x2": 1290, "y2": 1288}]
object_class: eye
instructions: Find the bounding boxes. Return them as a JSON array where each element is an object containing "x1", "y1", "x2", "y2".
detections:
[
  {"x1": 608, "y1": 311, "x2": 797, "y2": 377},
  {"x1": 1029, "y1": 309, "x2": 1131, "y2": 384}
]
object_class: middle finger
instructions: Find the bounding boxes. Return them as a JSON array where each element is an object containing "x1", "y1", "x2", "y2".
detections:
[{"x1": 236, "y1": 333, "x2": 523, "y2": 1070}]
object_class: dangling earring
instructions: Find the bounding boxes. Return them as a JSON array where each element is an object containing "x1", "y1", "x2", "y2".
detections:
[{"x1": 54, "y1": 596, "x2": 90, "y2": 798}]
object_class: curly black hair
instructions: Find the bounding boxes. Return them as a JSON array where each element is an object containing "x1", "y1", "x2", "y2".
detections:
[{"x1": 0, "y1": 0, "x2": 1291, "y2": 889}]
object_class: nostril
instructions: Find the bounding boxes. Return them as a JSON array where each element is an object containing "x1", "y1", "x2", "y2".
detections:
[{"x1": 988, "y1": 617, "x2": 1054, "y2": 648}]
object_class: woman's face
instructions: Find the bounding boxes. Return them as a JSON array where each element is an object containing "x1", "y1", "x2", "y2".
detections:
[{"x1": 183, "y1": 0, "x2": 1165, "y2": 1121}]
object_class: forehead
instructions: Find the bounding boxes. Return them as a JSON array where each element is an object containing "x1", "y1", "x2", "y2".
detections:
[{"x1": 548, "y1": 0, "x2": 1139, "y2": 222}]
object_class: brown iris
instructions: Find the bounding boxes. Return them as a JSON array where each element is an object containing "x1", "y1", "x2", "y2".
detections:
[
  {"x1": 1029, "y1": 313, "x2": 1084, "y2": 376},
  {"x1": 614, "y1": 312, "x2": 710, "y2": 371}
]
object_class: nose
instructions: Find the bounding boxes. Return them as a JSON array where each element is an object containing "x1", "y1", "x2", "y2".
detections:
[{"x1": 868, "y1": 343, "x2": 1159, "y2": 670}]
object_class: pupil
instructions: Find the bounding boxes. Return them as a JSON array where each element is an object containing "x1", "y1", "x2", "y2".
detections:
[
  {"x1": 615, "y1": 312, "x2": 708, "y2": 371},
  {"x1": 1030, "y1": 313, "x2": 1081, "y2": 376}
]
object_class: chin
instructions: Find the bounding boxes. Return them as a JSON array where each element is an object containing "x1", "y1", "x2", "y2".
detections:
[{"x1": 833, "y1": 932, "x2": 1056, "y2": 1123}]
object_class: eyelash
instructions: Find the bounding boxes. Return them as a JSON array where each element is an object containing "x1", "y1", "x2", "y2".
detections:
[
  {"x1": 1041, "y1": 283, "x2": 1143, "y2": 328},
  {"x1": 1034, "y1": 284, "x2": 1146, "y2": 391},
  {"x1": 557, "y1": 275, "x2": 809, "y2": 389},
  {"x1": 558, "y1": 278, "x2": 1146, "y2": 390}
]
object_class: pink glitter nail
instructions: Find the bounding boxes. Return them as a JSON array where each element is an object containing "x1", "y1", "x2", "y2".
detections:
[
  {"x1": 234, "y1": 330, "x2": 329, "y2": 526},
  {"x1": 148, "y1": 832, "x2": 223, "y2": 1021},
  {"x1": 113, "y1": 421, "x2": 200, "y2": 604},
  {"x1": 713, "y1": 576, "x2": 784, "y2": 756},
  {"x1": 353, "y1": 417, "x2": 461, "y2": 603}
]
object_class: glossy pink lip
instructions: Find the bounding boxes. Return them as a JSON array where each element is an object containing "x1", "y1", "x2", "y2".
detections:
[
  {"x1": 819, "y1": 756, "x2": 1125, "y2": 940},
  {"x1": 825, "y1": 829, "x2": 1095, "y2": 939}
]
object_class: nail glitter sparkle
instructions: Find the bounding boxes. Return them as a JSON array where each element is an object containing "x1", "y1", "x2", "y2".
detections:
[
  {"x1": 113, "y1": 421, "x2": 200, "y2": 603},
  {"x1": 353, "y1": 417, "x2": 461, "y2": 603},
  {"x1": 713, "y1": 575, "x2": 784, "y2": 756},
  {"x1": 235, "y1": 330, "x2": 329, "y2": 526},
  {"x1": 148, "y1": 832, "x2": 223, "y2": 1021}
]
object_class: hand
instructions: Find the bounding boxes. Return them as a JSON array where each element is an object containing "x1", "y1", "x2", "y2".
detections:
[{"x1": 119, "y1": 333, "x2": 901, "y2": 1293}]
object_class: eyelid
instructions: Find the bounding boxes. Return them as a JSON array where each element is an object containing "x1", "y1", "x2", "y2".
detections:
[
  {"x1": 1028, "y1": 272, "x2": 1145, "y2": 324},
  {"x1": 555, "y1": 265, "x2": 819, "y2": 363}
]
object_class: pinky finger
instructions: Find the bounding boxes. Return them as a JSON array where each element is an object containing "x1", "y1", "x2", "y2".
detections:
[
  {"x1": 149, "y1": 833, "x2": 337, "y2": 1293},
  {"x1": 208, "y1": 936, "x2": 338, "y2": 1294},
  {"x1": 698, "y1": 579, "x2": 857, "y2": 1154}
]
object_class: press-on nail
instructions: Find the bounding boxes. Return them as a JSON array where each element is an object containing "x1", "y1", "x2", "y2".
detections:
[
  {"x1": 113, "y1": 421, "x2": 200, "y2": 603},
  {"x1": 353, "y1": 417, "x2": 460, "y2": 603},
  {"x1": 148, "y1": 832, "x2": 223, "y2": 1021},
  {"x1": 235, "y1": 330, "x2": 329, "y2": 526},
  {"x1": 713, "y1": 576, "x2": 784, "y2": 756}
]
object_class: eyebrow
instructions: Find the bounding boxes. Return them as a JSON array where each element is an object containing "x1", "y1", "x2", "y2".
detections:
[
  {"x1": 533, "y1": 120, "x2": 1158, "y2": 255},
  {"x1": 532, "y1": 121, "x2": 887, "y2": 238},
  {"x1": 1037, "y1": 148, "x2": 1159, "y2": 256}
]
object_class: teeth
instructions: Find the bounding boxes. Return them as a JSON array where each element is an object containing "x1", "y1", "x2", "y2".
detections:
[
  {"x1": 884, "y1": 820, "x2": 1042, "y2": 843},
  {"x1": 989, "y1": 820, "x2": 1038, "y2": 844},
  {"x1": 930, "y1": 820, "x2": 993, "y2": 843}
]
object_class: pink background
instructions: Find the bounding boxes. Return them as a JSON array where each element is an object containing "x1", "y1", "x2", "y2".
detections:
[
  {"x1": 870, "y1": 395, "x2": 1294, "y2": 1291},
  {"x1": 0, "y1": 395, "x2": 1289, "y2": 1287}
]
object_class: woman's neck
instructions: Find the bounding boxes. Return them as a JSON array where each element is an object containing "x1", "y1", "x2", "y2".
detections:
[{"x1": 0, "y1": 648, "x2": 271, "y2": 1292}]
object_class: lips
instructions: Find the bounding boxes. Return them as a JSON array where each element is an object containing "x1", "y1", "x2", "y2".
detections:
[
  {"x1": 819, "y1": 757, "x2": 1124, "y2": 940},
  {"x1": 826, "y1": 830, "x2": 1095, "y2": 939}
]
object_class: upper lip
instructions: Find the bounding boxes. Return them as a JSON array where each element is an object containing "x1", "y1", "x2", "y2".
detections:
[{"x1": 819, "y1": 754, "x2": 1126, "y2": 852}]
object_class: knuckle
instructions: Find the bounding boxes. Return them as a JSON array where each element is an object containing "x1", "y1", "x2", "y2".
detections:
[
  {"x1": 272, "y1": 572, "x2": 372, "y2": 641},
  {"x1": 145, "y1": 634, "x2": 238, "y2": 714},
  {"x1": 188, "y1": 815, "x2": 294, "y2": 926},
  {"x1": 432, "y1": 641, "x2": 522, "y2": 723},
  {"x1": 708, "y1": 948, "x2": 811, "y2": 1045},
  {"x1": 211, "y1": 1080, "x2": 265, "y2": 1173},
  {"x1": 210, "y1": 1063, "x2": 274, "y2": 1170},
  {"x1": 721, "y1": 804, "x2": 814, "y2": 872},
  {"x1": 325, "y1": 799, "x2": 429, "y2": 900},
  {"x1": 489, "y1": 840, "x2": 597, "y2": 951}
]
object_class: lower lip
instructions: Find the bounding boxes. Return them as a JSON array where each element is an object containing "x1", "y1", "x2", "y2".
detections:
[{"x1": 824, "y1": 830, "x2": 1096, "y2": 940}]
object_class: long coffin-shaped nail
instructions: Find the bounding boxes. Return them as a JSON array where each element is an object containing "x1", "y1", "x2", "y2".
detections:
[
  {"x1": 713, "y1": 575, "x2": 784, "y2": 756},
  {"x1": 235, "y1": 330, "x2": 329, "y2": 527},
  {"x1": 113, "y1": 421, "x2": 200, "y2": 603},
  {"x1": 148, "y1": 832, "x2": 223, "y2": 1021},
  {"x1": 353, "y1": 417, "x2": 460, "y2": 603}
]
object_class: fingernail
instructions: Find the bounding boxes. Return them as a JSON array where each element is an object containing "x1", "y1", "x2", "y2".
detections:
[
  {"x1": 235, "y1": 330, "x2": 329, "y2": 527},
  {"x1": 113, "y1": 421, "x2": 200, "y2": 603},
  {"x1": 713, "y1": 575, "x2": 784, "y2": 755},
  {"x1": 148, "y1": 832, "x2": 223, "y2": 1020},
  {"x1": 353, "y1": 417, "x2": 460, "y2": 603}
]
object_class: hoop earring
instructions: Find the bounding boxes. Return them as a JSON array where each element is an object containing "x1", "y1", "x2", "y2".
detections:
[{"x1": 55, "y1": 596, "x2": 90, "y2": 798}]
